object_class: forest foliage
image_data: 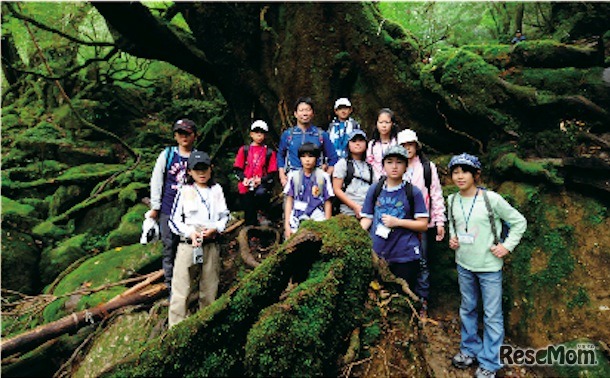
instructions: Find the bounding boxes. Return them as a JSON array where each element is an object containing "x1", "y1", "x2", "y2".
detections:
[{"x1": 2, "y1": 2, "x2": 610, "y2": 377}]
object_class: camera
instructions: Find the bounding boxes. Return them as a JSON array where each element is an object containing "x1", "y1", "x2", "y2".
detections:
[
  {"x1": 248, "y1": 180, "x2": 255, "y2": 191},
  {"x1": 193, "y1": 238, "x2": 204, "y2": 264}
]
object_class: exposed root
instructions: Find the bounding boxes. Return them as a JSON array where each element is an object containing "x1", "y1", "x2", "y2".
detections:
[{"x1": 238, "y1": 225, "x2": 281, "y2": 268}]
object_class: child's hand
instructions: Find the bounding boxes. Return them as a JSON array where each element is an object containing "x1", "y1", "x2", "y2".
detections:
[
  {"x1": 436, "y1": 225, "x2": 446, "y2": 241},
  {"x1": 242, "y1": 178, "x2": 251, "y2": 186},
  {"x1": 284, "y1": 228, "x2": 292, "y2": 240},
  {"x1": 449, "y1": 236, "x2": 460, "y2": 250},
  {"x1": 381, "y1": 214, "x2": 399, "y2": 228},
  {"x1": 201, "y1": 228, "x2": 218, "y2": 239},
  {"x1": 490, "y1": 243, "x2": 509, "y2": 258},
  {"x1": 253, "y1": 176, "x2": 261, "y2": 187},
  {"x1": 190, "y1": 231, "x2": 202, "y2": 247},
  {"x1": 352, "y1": 204, "x2": 363, "y2": 219},
  {"x1": 280, "y1": 171, "x2": 288, "y2": 187}
]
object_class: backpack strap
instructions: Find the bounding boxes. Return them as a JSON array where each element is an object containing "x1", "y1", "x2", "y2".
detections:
[
  {"x1": 162, "y1": 146, "x2": 175, "y2": 195},
  {"x1": 372, "y1": 176, "x2": 387, "y2": 205},
  {"x1": 343, "y1": 159, "x2": 373, "y2": 191},
  {"x1": 420, "y1": 156, "x2": 433, "y2": 217},
  {"x1": 372, "y1": 176, "x2": 415, "y2": 219},
  {"x1": 294, "y1": 168, "x2": 325, "y2": 197},
  {"x1": 343, "y1": 159, "x2": 355, "y2": 191},
  {"x1": 481, "y1": 188, "x2": 500, "y2": 245},
  {"x1": 404, "y1": 181, "x2": 415, "y2": 220}
]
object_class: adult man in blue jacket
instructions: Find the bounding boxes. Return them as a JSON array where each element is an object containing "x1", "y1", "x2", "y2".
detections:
[{"x1": 277, "y1": 97, "x2": 338, "y2": 187}]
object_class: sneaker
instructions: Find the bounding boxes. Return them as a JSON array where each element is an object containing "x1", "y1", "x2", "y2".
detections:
[
  {"x1": 452, "y1": 351, "x2": 476, "y2": 369},
  {"x1": 474, "y1": 366, "x2": 496, "y2": 378}
]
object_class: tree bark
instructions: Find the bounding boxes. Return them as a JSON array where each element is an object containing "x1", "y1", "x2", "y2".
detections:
[{"x1": 92, "y1": 2, "x2": 425, "y2": 138}]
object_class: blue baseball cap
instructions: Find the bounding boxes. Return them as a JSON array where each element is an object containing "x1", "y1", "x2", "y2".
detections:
[
  {"x1": 448, "y1": 153, "x2": 481, "y2": 170},
  {"x1": 348, "y1": 129, "x2": 367, "y2": 141}
]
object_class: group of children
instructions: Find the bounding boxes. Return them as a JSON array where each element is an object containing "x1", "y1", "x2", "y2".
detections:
[{"x1": 149, "y1": 97, "x2": 527, "y2": 378}]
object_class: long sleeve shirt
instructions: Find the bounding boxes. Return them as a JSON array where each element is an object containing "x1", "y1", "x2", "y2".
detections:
[
  {"x1": 448, "y1": 190, "x2": 527, "y2": 272},
  {"x1": 277, "y1": 125, "x2": 338, "y2": 171},
  {"x1": 403, "y1": 155, "x2": 446, "y2": 228},
  {"x1": 149, "y1": 147, "x2": 190, "y2": 215},
  {"x1": 366, "y1": 138, "x2": 397, "y2": 180},
  {"x1": 169, "y1": 183, "x2": 230, "y2": 238},
  {"x1": 327, "y1": 117, "x2": 361, "y2": 159}
]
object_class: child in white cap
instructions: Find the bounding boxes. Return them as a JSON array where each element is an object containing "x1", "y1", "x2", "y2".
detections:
[
  {"x1": 328, "y1": 97, "x2": 361, "y2": 160},
  {"x1": 233, "y1": 120, "x2": 278, "y2": 226}
]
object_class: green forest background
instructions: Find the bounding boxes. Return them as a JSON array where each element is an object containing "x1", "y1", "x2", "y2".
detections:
[{"x1": 2, "y1": 2, "x2": 609, "y2": 377}]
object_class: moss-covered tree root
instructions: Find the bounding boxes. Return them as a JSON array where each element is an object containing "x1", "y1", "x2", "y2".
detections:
[{"x1": 100, "y1": 215, "x2": 373, "y2": 377}]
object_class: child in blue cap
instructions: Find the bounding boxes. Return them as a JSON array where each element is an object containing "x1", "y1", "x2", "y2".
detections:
[{"x1": 447, "y1": 153, "x2": 527, "y2": 378}]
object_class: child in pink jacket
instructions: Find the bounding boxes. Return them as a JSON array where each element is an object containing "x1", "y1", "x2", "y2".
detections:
[{"x1": 397, "y1": 129, "x2": 446, "y2": 317}]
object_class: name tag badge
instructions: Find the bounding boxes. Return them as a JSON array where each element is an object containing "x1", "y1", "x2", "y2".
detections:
[
  {"x1": 375, "y1": 224, "x2": 391, "y2": 239},
  {"x1": 458, "y1": 232, "x2": 475, "y2": 245},
  {"x1": 294, "y1": 200, "x2": 307, "y2": 211}
]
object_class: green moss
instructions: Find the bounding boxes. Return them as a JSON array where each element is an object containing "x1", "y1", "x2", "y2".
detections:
[
  {"x1": 462, "y1": 44, "x2": 513, "y2": 68},
  {"x1": 567, "y1": 287, "x2": 590, "y2": 309},
  {"x1": 32, "y1": 220, "x2": 71, "y2": 240},
  {"x1": 106, "y1": 204, "x2": 148, "y2": 249},
  {"x1": 580, "y1": 197, "x2": 607, "y2": 226},
  {"x1": 551, "y1": 339, "x2": 610, "y2": 378},
  {"x1": 49, "y1": 185, "x2": 83, "y2": 217},
  {"x1": 43, "y1": 242, "x2": 162, "y2": 323},
  {"x1": 493, "y1": 152, "x2": 563, "y2": 185},
  {"x1": 39, "y1": 234, "x2": 88, "y2": 286},
  {"x1": 75, "y1": 201, "x2": 124, "y2": 235},
  {"x1": 73, "y1": 311, "x2": 159, "y2": 378},
  {"x1": 117, "y1": 182, "x2": 147, "y2": 204},
  {"x1": 100, "y1": 216, "x2": 373, "y2": 377},
  {"x1": 1, "y1": 195, "x2": 40, "y2": 230},
  {"x1": 1, "y1": 229, "x2": 40, "y2": 295}
]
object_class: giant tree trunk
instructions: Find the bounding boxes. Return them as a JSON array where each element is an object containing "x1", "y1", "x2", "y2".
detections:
[{"x1": 93, "y1": 2, "x2": 424, "y2": 139}]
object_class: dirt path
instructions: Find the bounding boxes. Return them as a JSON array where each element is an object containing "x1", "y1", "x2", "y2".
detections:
[{"x1": 418, "y1": 301, "x2": 541, "y2": 378}]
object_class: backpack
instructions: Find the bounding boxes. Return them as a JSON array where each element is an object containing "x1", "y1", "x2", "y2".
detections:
[
  {"x1": 343, "y1": 158, "x2": 374, "y2": 191},
  {"x1": 448, "y1": 188, "x2": 510, "y2": 245},
  {"x1": 371, "y1": 176, "x2": 416, "y2": 220},
  {"x1": 285, "y1": 126, "x2": 325, "y2": 170},
  {"x1": 291, "y1": 168, "x2": 326, "y2": 199},
  {"x1": 243, "y1": 144, "x2": 273, "y2": 174},
  {"x1": 331, "y1": 158, "x2": 374, "y2": 215}
]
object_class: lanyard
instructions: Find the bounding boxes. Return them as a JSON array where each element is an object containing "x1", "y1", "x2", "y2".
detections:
[
  {"x1": 194, "y1": 186, "x2": 212, "y2": 220},
  {"x1": 459, "y1": 188, "x2": 479, "y2": 232}
]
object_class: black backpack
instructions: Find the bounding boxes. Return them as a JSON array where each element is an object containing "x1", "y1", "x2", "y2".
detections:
[
  {"x1": 342, "y1": 158, "x2": 374, "y2": 191},
  {"x1": 372, "y1": 176, "x2": 416, "y2": 220}
]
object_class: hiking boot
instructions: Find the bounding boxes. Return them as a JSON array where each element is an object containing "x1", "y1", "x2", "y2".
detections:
[
  {"x1": 452, "y1": 351, "x2": 476, "y2": 369},
  {"x1": 474, "y1": 367, "x2": 496, "y2": 378}
]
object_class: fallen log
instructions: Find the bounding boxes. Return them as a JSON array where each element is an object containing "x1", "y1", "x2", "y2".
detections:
[{"x1": 1, "y1": 283, "x2": 167, "y2": 357}]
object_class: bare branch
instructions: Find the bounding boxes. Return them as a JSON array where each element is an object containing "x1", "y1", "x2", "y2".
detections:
[
  {"x1": 1, "y1": 47, "x2": 119, "y2": 81},
  {"x1": 5, "y1": 2, "x2": 114, "y2": 47}
]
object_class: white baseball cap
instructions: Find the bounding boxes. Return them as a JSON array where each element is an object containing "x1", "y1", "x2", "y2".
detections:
[
  {"x1": 397, "y1": 129, "x2": 422, "y2": 148},
  {"x1": 334, "y1": 98, "x2": 352, "y2": 109},
  {"x1": 250, "y1": 120, "x2": 269, "y2": 132}
]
